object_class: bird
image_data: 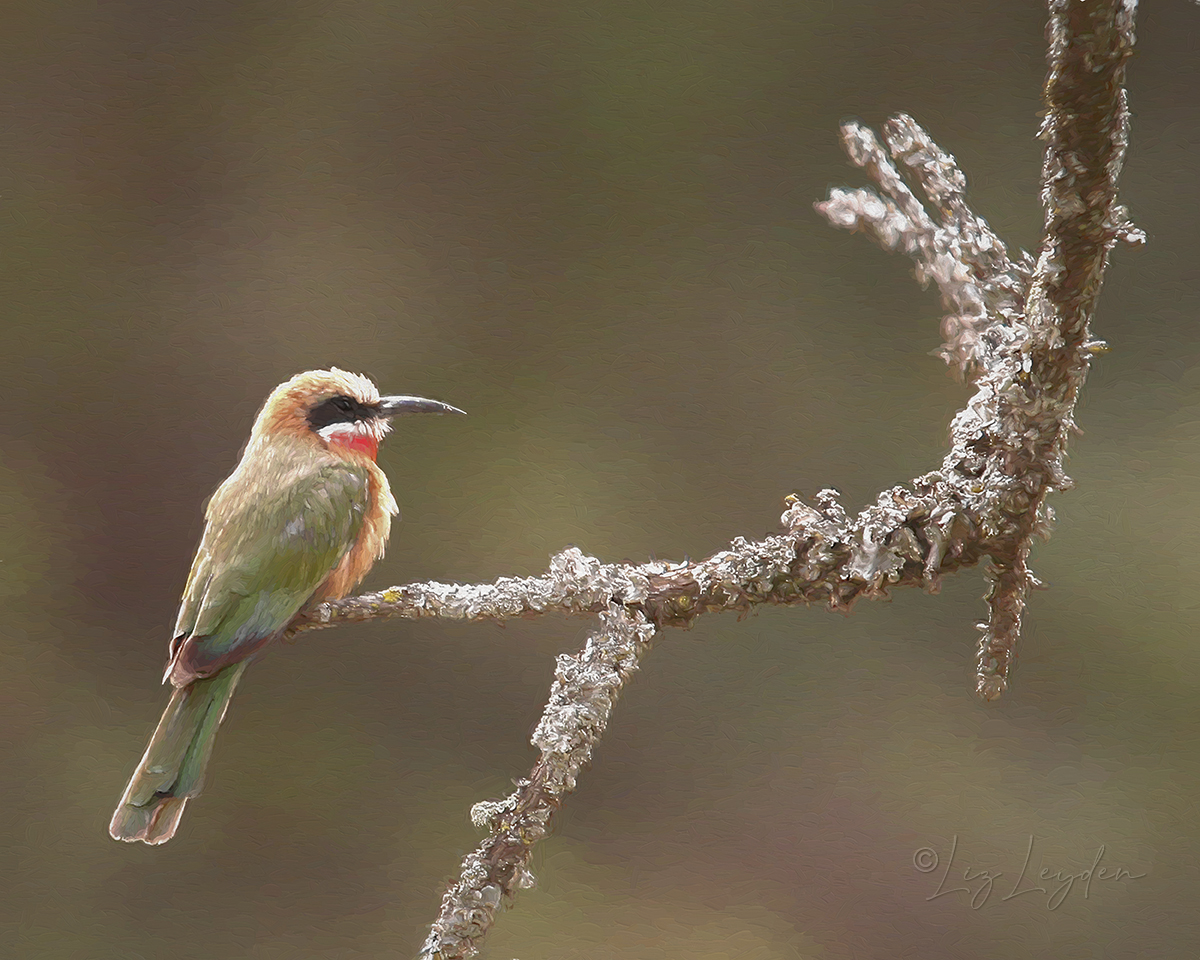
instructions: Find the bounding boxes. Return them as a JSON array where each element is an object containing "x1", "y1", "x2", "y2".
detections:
[{"x1": 109, "y1": 368, "x2": 464, "y2": 844}]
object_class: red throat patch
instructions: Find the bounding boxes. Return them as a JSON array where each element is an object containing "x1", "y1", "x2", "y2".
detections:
[
  {"x1": 339, "y1": 434, "x2": 380, "y2": 460},
  {"x1": 322, "y1": 425, "x2": 380, "y2": 460}
]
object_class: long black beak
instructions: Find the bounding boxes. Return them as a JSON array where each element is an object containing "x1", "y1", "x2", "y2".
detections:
[{"x1": 377, "y1": 395, "x2": 466, "y2": 417}]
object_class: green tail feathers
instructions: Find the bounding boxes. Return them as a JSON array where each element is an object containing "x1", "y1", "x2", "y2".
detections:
[{"x1": 109, "y1": 662, "x2": 249, "y2": 844}]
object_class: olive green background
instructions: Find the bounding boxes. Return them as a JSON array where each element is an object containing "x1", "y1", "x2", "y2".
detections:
[{"x1": 2, "y1": 1, "x2": 1197, "y2": 958}]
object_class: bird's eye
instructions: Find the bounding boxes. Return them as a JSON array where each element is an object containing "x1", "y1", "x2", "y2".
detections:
[{"x1": 307, "y1": 394, "x2": 365, "y2": 431}]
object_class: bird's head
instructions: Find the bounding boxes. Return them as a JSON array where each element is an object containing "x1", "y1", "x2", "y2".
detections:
[{"x1": 252, "y1": 368, "x2": 464, "y2": 460}]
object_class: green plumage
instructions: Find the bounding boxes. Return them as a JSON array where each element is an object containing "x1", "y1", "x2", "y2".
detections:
[
  {"x1": 108, "y1": 663, "x2": 247, "y2": 844},
  {"x1": 110, "y1": 457, "x2": 370, "y2": 844},
  {"x1": 174, "y1": 461, "x2": 368, "y2": 677}
]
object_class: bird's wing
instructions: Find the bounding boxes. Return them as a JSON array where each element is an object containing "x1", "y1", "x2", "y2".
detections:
[{"x1": 168, "y1": 461, "x2": 370, "y2": 682}]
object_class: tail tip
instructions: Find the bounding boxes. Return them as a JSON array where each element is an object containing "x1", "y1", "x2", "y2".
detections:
[{"x1": 109, "y1": 797, "x2": 188, "y2": 845}]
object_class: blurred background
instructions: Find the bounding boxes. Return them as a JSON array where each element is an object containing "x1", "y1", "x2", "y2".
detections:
[{"x1": 2, "y1": 1, "x2": 1197, "y2": 957}]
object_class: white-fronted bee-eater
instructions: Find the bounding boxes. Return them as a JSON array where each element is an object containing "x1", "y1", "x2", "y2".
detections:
[{"x1": 110, "y1": 368, "x2": 464, "y2": 844}]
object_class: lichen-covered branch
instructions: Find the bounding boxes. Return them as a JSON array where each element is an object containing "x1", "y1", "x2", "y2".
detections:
[
  {"x1": 289, "y1": 482, "x2": 987, "y2": 644},
  {"x1": 815, "y1": 0, "x2": 1140, "y2": 700},
  {"x1": 816, "y1": 115, "x2": 1033, "y2": 380},
  {"x1": 282, "y1": 3, "x2": 1141, "y2": 956},
  {"x1": 416, "y1": 605, "x2": 657, "y2": 960}
]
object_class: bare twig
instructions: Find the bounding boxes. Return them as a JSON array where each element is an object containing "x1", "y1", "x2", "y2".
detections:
[{"x1": 280, "y1": 2, "x2": 1141, "y2": 955}]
